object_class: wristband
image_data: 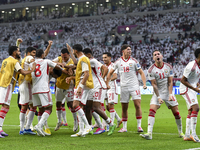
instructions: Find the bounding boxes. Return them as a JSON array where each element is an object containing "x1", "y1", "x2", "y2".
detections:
[
  {"x1": 157, "y1": 96, "x2": 160, "y2": 99},
  {"x1": 79, "y1": 83, "x2": 84, "y2": 89},
  {"x1": 61, "y1": 67, "x2": 64, "y2": 71}
]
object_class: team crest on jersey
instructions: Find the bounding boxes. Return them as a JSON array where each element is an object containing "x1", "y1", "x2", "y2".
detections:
[
  {"x1": 164, "y1": 69, "x2": 168, "y2": 74},
  {"x1": 129, "y1": 63, "x2": 133, "y2": 67},
  {"x1": 192, "y1": 99, "x2": 195, "y2": 103}
]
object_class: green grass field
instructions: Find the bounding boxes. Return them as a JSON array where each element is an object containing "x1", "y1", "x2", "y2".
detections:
[{"x1": 2, "y1": 94, "x2": 200, "y2": 150}]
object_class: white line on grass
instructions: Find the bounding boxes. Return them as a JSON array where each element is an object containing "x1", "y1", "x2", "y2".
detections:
[{"x1": 184, "y1": 148, "x2": 200, "y2": 150}]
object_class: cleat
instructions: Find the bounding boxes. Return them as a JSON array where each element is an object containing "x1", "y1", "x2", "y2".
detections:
[
  {"x1": 118, "y1": 128, "x2": 127, "y2": 133},
  {"x1": 54, "y1": 122, "x2": 63, "y2": 131},
  {"x1": 19, "y1": 131, "x2": 24, "y2": 135},
  {"x1": 108, "y1": 124, "x2": 116, "y2": 136},
  {"x1": 73, "y1": 121, "x2": 78, "y2": 132},
  {"x1": 0, "y1": 134, "x2": 5, "y2": 138},
  {"x1": 117, "y1": 120, "x2": 122, "y2": 128},
  {"x1": 92, "y1": 123, "x2": 99, "y2": 128},
  {"x1": 140, "y1": 133, "x2": 152, "y2": 140},
  {"x1": 94, "y1": 128, "x2": 105, "y2": 135},
  {"x1": 44, "y1": 128, "x2": 51, "y2": 135},
  {"x1": 23, "y1": 129, "x2": 36, "y2": 135},
  {"x1": 34, "y1": 125, "x2": 45, "y2": 137},
  {"x1": 179, "y1": 132, "x2": 184, "y2": 138},
  {"x1": 82, "y1": 126, "x2": 93, "y2": 136},
  {"x1": 190, "y1": 135, "x2": 200, "y2": 143},
  {"x1": 42, "y1": 129, "x2": 50, "y2": 136},
  {"x1": 137, "y1": 127, "x2": 144, "y2": 133},
  {"x1": 63, "y1": 123, "x2": 68, "y2": 126},
  {"x1": 30, "y1": 124, "x2": 34, "y2": 131},
  {"x1": 71, "y1": 131, "x2": 85, "y2": 137},
  {"x1": 0, "y1": 130, "x2": 8, "y2": 136},
  {"x1": 106, "y1": 125, "x2": 109, "y2": 132},
  {"x1": 184, "y1": 135, "x2": 193, "y2": 141}
]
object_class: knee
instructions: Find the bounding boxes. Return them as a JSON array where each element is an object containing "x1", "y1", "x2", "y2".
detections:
[{"x1": 134, "y1": 104, "x2": 141, "y2": 110}]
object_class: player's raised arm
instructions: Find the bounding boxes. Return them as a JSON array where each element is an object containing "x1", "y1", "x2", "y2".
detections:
[
  {"x1": 138, "y1": 69, "x2": 147, "y2": 89},
  {"x1": 67, "y1": 43, "x2": 77, "y2": 65},
  {"x1": 44, "y1": 40, "x2": 53, "y2": 57},
  {"x1": 16, "y1": 38, "x2": 23, "y2": 47}
]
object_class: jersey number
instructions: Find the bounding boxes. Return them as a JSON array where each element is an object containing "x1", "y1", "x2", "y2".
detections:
[
  {"x1": 159, "y1": 73, "x2": 165, "y2": 79},
  {"x1": 123, "y1": 66, "x2": 129, "y2": 72},
  {"x1": 35, "y1": 64, "x2": 41, "y2": 77}
]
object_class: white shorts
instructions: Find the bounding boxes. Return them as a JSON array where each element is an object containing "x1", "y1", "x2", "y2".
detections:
[
  {"x1": 120, "y1": 87, "x2": 141, "y2": 103},
  {"x1": 181, "y1": 88, "x2": 198, "y2": 110},
  {"x1": 88, "y1": 88, "x2": 105, "y2": 103},
  {"x1": 150, "y1": 93, "x2": 179, "y2": 108},
  {"x1": 107, "y1": 89, "x2": 118, "y2": 104},
  {"x1": 0, "y1": 84, "x2": 13, "y2": 106},
  {"x1": 100, "y1": 89, "x2": 107, "y2": 104},
  {"x1": 73, "y1": 83, "x2": 89, "y2": 105},
  {"x1": 19, "y1": 81, "x2": 32, "y2": 105},
  {"x1": 32, "y1": 91, "x2": 52, "y2": 107},
  {"x1": 55, "y1": 87, "x2": 74, "y2": 103}
]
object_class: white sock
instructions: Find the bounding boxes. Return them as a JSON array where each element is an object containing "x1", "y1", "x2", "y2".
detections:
[
  {"x1": 148, "y1": 116, "x2": 155, "y2": 134},
  {"x1": 92, "y1": 111, "x2": 103, "y2": 129},
  {"x1": 106, "y1": 118, "x2": 113, "y2": 126},
  {"x1": 191, "y1": 111, "x2": 198, "y2": 135},
  {"x1": 109, "y1": 108, "x2": 116, "y2": 124},
  {"x1": 78, "y1": 116, "x2": 84, "y2": 132},
  {"x1": 25, "y1": 110, "x2": 35, "y2": 130},
  {"x1": 61, "y1": 107, "x2": 67, "y2": 124},
  {"x1": 122, "y1": 121, "x2": 127, "y2": 130},
  {"x1": 20, "y1": 109, "x2": 26, "y2": 131},
  {"x1": 136, "y1": 116, "x2": 142, "y2": 128},
  {"x1": 44, "y1": 120, "x2": 49, "y2": 129},
  {"x1": 185, "y1": 115, "x2": 191, "y2": 136},
  {"x1": 115, "y1": 111, "x2": 121, "y2": 121},
  {"x1": 76, "y1": 106, "x2": 89, "y2": 128},
  {"x1": 0, "y1": 118, "x2": 4, "y2": 131},
  {"x1": 175, "y1": 118, "x2": 182, "y2": 134},
  {"x1": 56, "y1": 108, "x2": 62, "y2": 123},
  {"x1": 38, "y1": 112, "x2": 50, "y2": 128}
]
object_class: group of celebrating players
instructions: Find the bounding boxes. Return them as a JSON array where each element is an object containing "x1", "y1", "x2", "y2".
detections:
[{"x1": 0, "y1": 38, "x2": 200, "y2": 143}]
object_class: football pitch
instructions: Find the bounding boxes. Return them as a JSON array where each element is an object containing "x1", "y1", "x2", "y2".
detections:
[{"x1": 2, "y1": 94, "x2": 200, "y2": 150}]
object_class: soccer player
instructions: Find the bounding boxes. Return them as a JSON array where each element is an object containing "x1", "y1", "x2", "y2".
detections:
[
  {"x1": 32, "y1": 49, "x2": 67, "y2": 137},
  {"x1": 53, "y1": 44, "x2": 78, "y2": 132},
  {"x1": 0, "y1": 46, "x2": 36, "y2": 138},
  {"x1": 70, "y1": 44, "x2": 93, "y2": 137},
  {"x1": 106, "y1": 44, "x2": 146, "y2": 133},
  {"x1": 102, "y1": 52, "x2": 122, "y2": 128},
  {"x1": 140, "y1": 50, "x2": 184, "y2": 140},
  {"x1": 180, "y1": 48, "x2": 200, "y2": 142},
  {"x1": 83, "y1": 48, "x2": 116, "y2": 135}
]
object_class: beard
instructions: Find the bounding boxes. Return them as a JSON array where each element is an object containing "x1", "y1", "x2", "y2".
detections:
[{"x1": 16, "y1": 53, "x2": 21, "y2": 59}]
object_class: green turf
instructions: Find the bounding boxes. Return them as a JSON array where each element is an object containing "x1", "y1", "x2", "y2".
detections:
[{"x1": 2, "y1": 94, "x2": 200, "y2": 150}]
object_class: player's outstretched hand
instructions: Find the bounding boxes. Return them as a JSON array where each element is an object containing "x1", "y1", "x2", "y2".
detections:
[
  {"x1": 18, "y1": 38, "x2": 23, "y2": 43},
  {"x1": 168, "y1": 94, "x2": 173, "y2": 101},
  {"x1": 57, "y1": 63, "x2": 65, "y2": 68},
  {"x1": 66, "y1": 77, "x2": 71, "y2": 84},
  {"x1": 158, "y1": 98, "x2": 164, "y2": 104},
  {"x1": 197, "y1": 83, "x2": 200, "y2": 88},
  {"x1": 68, "y1": 68, "x2": 73, "y2": 76},
  {"x1": 77, "y1": 87, "x2": 82, "y2": 96},
  {"x1": 106, "y1": 84, "x2": 111, "y2": 89},
  {"x1": 143, "y1": 85, "x2": 147, "y2": 89},
  {"x1": 48, "y1": 40, "x2": 53, "y2": 45},
  {"x1": 66, "y1": 43, "x2": 72, "y2": 53},
  {"x1": 194, "y1": 87, "x2": 200, "y2": 93}
]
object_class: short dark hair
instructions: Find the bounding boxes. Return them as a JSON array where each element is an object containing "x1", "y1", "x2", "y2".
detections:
[
  {"x1": 103, "y1": 52, "x2": 111, "y2": 57},
  {"x1": 36, "y1": 49, "x2": 44, "y2": 58},
  {"x1": 53, "y1": 68, "x2": 62, "y2": 77},
  {"x1": 121, "y1": 44, "x2": 131, "y2": 51},
  {"x1": 26, "y1": 47, "x2": 37, "y2": 55},
  {"x1": 83, "y1": 48, "x2": 93, "y2": 55},
  {"x1": 152, "y1": 50, "x2": 161, "y2": 56},
  {"x1": 61, "y1": 48, "x2": 69, "y2": 54},
  {"x1": 8, "y1": 46, "x2": 18, "y2": 55},
  {"x1": 73, "y1": 44, "x2": 83, "y2": 52},
  {"x1": 195, "y1": 48, "x2": 200, "y2": 58}
]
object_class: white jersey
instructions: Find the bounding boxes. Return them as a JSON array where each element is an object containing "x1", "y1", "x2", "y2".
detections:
[
  {"x1": 105, "y1": 62, "x2": 118, "y2": 93},
  {"x1": 180, "y1": 60, "x2": 200, "y2": 94},
  {"x1": 148, "y1": 62, "x2": 173, "y2": 95},
  {"x1": 23, "y1": 56, "x2": 34, "y2": 71},
  {"x1": 32, "y1": 58, "x2": 57, "y2": 94},
  {"x1": 90, "y1": 58, "x2": 107, "y2": 89},
  {"x1": 113, "y1": 56, "x2": 141, "y2": 89}
]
